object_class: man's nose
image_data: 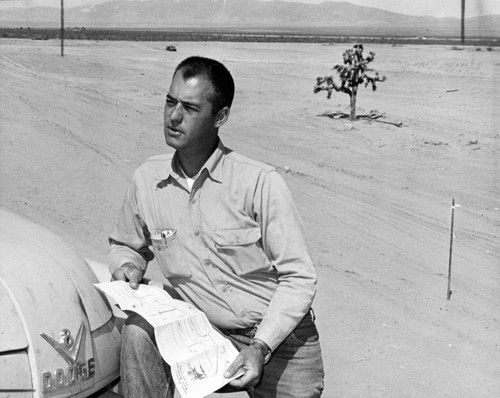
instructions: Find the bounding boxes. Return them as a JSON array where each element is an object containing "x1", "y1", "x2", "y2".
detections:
[{"x1": 170, "y1": 103, "x2": 184, "y2": 123}]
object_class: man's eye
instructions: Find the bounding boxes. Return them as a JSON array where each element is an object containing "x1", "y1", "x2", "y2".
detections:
[{"x1": 166, "y1": 97, "x2": 177, "y2": 106}]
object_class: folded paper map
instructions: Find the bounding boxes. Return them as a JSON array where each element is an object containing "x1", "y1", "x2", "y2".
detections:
[{"x1": 95, "y1": 281, "x2": 242, "y2": 398}]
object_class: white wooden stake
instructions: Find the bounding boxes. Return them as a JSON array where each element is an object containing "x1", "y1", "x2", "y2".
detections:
[{"x1": 447, "y1": 199, "x2": 455, "y2": 300}]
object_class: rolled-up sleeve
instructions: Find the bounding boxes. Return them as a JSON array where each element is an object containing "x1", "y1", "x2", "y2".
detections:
[
  {"x1": 108, "y1": 171, "x2": 153, "y2": 275},
  {"x1": 253, "y1": 170, "x2": 317, "y2": 351}
]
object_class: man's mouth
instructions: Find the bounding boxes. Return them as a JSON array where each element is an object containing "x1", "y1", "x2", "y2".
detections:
[{"x1": 167, "y1": 126, "x2": 182, "y2": 135}]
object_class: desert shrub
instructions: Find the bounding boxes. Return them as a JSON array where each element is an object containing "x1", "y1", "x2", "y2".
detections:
[{"x1": 314, "y1": 44, "x2": 386, "y2": 119}]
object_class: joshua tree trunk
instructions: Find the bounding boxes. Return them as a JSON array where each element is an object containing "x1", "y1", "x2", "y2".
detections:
[{"x1": 350, "y1": 86, "x2": 358, "y2": 119}]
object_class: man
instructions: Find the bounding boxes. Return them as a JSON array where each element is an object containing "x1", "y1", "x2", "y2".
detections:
[{"x1": 108, "y1": 56, "x2": 324, "y2": 397}]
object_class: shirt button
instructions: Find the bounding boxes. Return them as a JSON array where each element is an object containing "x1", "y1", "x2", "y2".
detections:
[
  {"x1": 204, "y1": 259, "x2": 211, "y2": 266},
  {"x1": 194, "y1": 230, "x2": 200, "y2": 236},
  {"x1": 221, "y1": 285, "x2": 228, "y2": 292}
]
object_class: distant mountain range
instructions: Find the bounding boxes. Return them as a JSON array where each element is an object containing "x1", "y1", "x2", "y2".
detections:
[{"x1": 1, "y1": 0, "x2": 499, "y2": 37}]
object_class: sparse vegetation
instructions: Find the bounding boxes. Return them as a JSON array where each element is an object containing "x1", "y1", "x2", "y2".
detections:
[
  {"x1": 314, "y1": 44, "x2": 386, "y2": 120},
  {"x1": 1, "y1": 28, "x2": 499, "y2": 47}
]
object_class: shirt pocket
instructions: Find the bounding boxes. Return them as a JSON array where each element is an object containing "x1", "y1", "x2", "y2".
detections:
[
  {"x1": 151, "y1": 230, "x2": 192, "y2": 279},
  {"x1": 213, "y1": 227, "x2": 270, "y2": 276}
]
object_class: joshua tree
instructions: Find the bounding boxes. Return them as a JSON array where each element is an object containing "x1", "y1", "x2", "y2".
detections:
[{"x1": 314, "y1": 44, "x2": 386, "y2": 120}]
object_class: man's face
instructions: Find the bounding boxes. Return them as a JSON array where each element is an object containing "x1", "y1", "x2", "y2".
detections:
[{"x1": 164, "y1": 71, "x2": 220, "y2": 155}]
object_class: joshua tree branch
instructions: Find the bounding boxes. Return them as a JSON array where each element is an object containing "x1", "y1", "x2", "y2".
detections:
[{"x1": 314, "y1": 76, "x2": 352, "y2": 98}]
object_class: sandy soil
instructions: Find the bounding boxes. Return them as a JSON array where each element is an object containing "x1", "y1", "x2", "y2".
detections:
[{"x1": 1, "y1": 39, "x2": 499, "y2": 397}]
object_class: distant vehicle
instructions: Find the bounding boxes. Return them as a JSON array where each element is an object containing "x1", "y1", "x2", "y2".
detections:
[
  {"x1": 0, "y1": 208, "x2": 121, "y2": 397},
  {"x1": 166, "y1": 45, "x2": 177, "y2": 52}
]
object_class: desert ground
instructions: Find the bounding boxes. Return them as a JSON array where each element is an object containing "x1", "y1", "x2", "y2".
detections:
[{"x1": 0, "y1": 38, "x2": 499, "y2": 397}]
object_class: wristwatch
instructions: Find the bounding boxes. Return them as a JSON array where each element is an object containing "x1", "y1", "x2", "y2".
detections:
[{"x1": 250, "y1": 338, "x2": 272, "y2": 365}]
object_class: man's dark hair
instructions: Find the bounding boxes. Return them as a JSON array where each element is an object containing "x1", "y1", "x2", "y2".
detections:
[{"x1": 174, "y1": 56, "x2": 235, "y2": 114}]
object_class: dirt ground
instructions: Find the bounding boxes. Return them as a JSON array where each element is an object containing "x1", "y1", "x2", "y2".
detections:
[{"x1": 1, "y1": 39, "x2": 499, "y2": 397}]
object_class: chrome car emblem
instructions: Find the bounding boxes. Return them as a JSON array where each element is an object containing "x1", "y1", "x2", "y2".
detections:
[
  {"x1": 40, "y1": 323, "x2": 84, "y2": 366},
  {"x1": 40, "y1": 322, "x2": 95, "y2": 395}
]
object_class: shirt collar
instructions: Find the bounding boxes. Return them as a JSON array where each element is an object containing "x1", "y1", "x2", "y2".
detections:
[{"x1": 167, "y1": 139, "x2": 225, "y2": 184}]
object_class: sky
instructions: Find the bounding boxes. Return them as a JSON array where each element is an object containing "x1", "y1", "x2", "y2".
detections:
[{"x1": 0, "y1": 0, "x2": 499, "y2": 18}]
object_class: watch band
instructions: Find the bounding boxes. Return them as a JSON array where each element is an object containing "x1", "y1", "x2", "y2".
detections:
[{"x1": 250, "y1": 338, "x2": 272, "y2": 364}]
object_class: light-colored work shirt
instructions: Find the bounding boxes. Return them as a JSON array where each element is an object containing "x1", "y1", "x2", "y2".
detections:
[{"x1": 108, "y1": 140, "x2": 317, "y2": 350}]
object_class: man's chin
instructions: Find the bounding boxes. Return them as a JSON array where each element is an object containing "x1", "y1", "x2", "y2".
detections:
[{"x1": 165, "y1": 134, "x2": 182, "y2": 149}]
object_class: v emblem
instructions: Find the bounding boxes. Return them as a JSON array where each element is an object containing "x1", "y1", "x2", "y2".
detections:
[{"x1": 40, "y1": 322, "x2": 86, "y2": 366}]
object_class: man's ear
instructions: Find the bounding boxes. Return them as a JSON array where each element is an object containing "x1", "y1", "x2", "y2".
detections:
[{"x1": 215, "y1": 106, "x2": 230, "y2": 128}]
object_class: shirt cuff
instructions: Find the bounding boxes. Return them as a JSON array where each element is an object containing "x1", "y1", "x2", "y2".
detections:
[
  {"x1": 108, "y1": 244, "x2": 148, "y2": 275},
  {"x1": 254, "y1": 317, "x2": 290, "y2": 352}
]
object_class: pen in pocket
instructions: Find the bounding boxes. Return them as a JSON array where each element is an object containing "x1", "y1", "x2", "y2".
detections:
[{"x1": 152, "y1": 229, "x2": 177, "y2": 250}]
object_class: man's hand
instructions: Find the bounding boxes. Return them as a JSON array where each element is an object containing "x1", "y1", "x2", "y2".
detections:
[
  {"x1": 111, "y1": 262, "x2": 144, "y2": 289},
  {"x1": 224, "y1": 344, "x2": 265, "y2": 389}
]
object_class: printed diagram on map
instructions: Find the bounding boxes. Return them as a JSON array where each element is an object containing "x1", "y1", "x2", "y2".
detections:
[{"x1": 95, "y1": 281, "x2": 242, "y2": 398}]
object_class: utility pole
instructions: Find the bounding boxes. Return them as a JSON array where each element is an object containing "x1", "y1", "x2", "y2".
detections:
[
  {"x1": 61, "y1": 0, "x2": 64, "y2": 57},
  {"x1": 461, "y1": 0, "x2": 465, "y2": 44}
]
